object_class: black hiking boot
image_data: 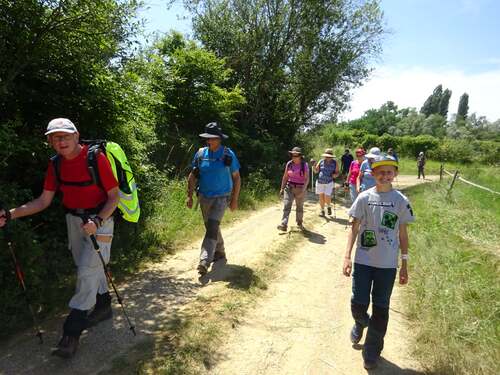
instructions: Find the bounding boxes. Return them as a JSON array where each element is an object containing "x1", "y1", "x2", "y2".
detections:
[
  {"x1": 52, "y1": 335, "x2": 79, "y2": 358},
  {"x1": 87, "y1": 305, "x2": 113, "y2": 328},
  {"x1": 213, "y1": 251, "x2": 226, "y2": 263},
  {"x1": 197, "y1": 260, "x2": 208, "y2": 276},
  {"x1": 297, "y1": 222, "x2": 305, "y2": 231},
  {"x1": 327, "y1": 206, "x2": 332, "y2": 216}
]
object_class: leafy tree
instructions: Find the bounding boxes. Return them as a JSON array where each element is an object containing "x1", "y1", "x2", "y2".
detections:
[
  {"x1": 128, "y1": 32, "x2": 246, "y2": 172},
  {"x1": 438, "y1": 88, "x2": 452, "y2": 117},
  {"x1": 422, "y1": 114, "x2": 446, "y2": 138},
  {"x1": 457, "y1": 92, "x2": 469, "y2": 120},
  {"x1": 421, "y1": 84, "x2": 443, "y2": 116},
  {"x1": 180, "y1": 0, "x2": 384, "y2": 169}
]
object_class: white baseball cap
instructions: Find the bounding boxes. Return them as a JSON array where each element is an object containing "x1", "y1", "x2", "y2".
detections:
[
  {"x1": 45, "y1": 118, "x2": 78, "y2": 135},
  {"x1": 365, "y1": 147, "x2": 381, "y2": 159}
]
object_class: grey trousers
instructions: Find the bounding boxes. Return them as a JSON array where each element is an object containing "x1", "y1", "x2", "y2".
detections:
[
  {"x1": 199, "y1": 194, "x2": 229, "y2": 263},
  {"x1": 65, "y1": 214, "x2": 114, "y2": 311},
  {"x1": 281, "y1": 185, "x2": 306, "y2": 226}
]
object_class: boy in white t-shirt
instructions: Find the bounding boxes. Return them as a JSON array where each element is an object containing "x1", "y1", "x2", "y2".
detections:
[{"x1": 343, "y1": 154, "x2": 415, "y2": 369}]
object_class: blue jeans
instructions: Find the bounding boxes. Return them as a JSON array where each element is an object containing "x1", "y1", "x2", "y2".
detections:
[
  {"x1": 349, "y1": 183, "x2": 358, "y2": 203},
  {"x1": 351, "y1": 263, "x2": 397, "y2": 361}
]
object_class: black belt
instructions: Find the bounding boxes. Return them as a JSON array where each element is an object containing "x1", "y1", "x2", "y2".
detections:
[
  {"x1": 65, "y1": 202, "x2": 105, "y2": 217},
  {"x1": 287, "y1": 182, "x2": 304, "y2": 188}
]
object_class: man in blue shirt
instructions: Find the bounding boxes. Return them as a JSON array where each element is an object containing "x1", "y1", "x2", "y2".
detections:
[{"x1": 186, "y1": 122, "x2": 241, "y2": 276}]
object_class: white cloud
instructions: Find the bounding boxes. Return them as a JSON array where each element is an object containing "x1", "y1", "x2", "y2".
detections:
[{"x1": 341, "y1": 66, "x2": 500, "y2": 122}]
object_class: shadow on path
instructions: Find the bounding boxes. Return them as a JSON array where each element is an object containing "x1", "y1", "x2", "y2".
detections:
[
  {"x1": 369, "y1": 356, "x2": 427, "y2": 375},
  {"x1": 301, "y1": 228, "x2": 327, "y2": 244},
  {"x1": 201, "y1": 261, "x2": 262, "y2": 291}
]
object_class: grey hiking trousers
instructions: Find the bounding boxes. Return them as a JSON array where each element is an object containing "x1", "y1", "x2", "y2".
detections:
[
  {"x1": 66, "y1": 213, "x2": 114, "y2": 311},
  {"x1": 280, "y1": 185, "x2": 306, "y2": 226},
  {"x1": 199, "y1": 194, "x2": 229, "y2": 263}
]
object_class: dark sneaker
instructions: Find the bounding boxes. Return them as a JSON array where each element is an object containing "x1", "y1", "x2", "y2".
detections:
[
  {"x1": 213, "y1": 252, "x2": 226, "y2": 263},
  {"x1": 52, "y1": 335, "x2": 79, "y2": 358},
  {"x1": 319, "y1": 210, "x2": 325, "y2": 217},
  {"x1": 277, "y1": 224, "x2": 287, "y2": 231},
  {"x1": 197, "y1": 260, "x2": 208, "y2": 276},
  {"x1": 363, "y1": 359, "x2": 377, "y2": 370},
  {"x1": 297, "y1": 222, "x2": 305, "y2": 230},
  {"x1": 350, "y1": 322, "x2": 364, "y2": 344},
  {"x1": 87, "y1": 305, "x2": 113, "y2": 328},
  {"x1": 327, "y1": 206, "x2": 332, "y2": 216}
]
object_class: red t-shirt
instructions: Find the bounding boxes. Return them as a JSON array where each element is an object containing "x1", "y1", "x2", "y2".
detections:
[{"x1": 44, "y1": 145, "x2": 118, "y2": 209}]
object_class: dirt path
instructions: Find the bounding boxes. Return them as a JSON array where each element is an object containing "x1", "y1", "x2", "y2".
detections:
[
  {"x1": 210, "y1": 175, "x2": 436, "y2": 375},
  {"x1": 0, "y1": 176, "x2": 436, "y2": 374}
]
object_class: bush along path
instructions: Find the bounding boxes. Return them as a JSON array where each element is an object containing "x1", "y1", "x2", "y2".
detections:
[{"x1": 0, "y1": 176, "x2": 436, "y2": 374}]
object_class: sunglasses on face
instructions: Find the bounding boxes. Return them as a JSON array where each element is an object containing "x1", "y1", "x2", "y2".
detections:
[{"x1": 52, "y1": 134, "x2": 74, "y2": 143}]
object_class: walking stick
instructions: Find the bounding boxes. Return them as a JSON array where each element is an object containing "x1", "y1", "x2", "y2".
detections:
[
  {"x1": 0, "y1": 204, "x2": 43, "y2": 343},
  {"x1": 332, "y1": 179, "x2": 337, "y2": 219},
  {"x1": 81, "y1": 216, "x2": 136, "y2": 336}
]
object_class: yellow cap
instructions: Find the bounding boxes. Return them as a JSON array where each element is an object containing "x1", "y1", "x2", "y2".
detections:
[{"x1": 371, "y1": 155, "x2": 398, "y2": 169}]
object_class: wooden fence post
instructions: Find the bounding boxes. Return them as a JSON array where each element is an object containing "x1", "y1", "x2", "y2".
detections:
[
  {"x1": 439, "y1": 164, "x2": 444, "y2": 181},
  {"x1": 448, "y1": 170, "x2": 459, "y2": 193}
]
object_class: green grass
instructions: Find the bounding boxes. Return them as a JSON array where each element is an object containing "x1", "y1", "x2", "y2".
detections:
[{"x1": 403, "y1": 166, "x2": 500, "y2": 375}]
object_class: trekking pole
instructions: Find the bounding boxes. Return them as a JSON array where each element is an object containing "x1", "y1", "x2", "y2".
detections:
[
  {"x1": 310, "y1": 159, "x2": 316, "y2": 192},
  {"x1": 332, "y1": 179, "x2": 337, "y2": 219},
  {"x1": 81, "y1": 216, "x2": 136, "y2": 336},
  {"x1": 0, "y1": 205, "x2": 43, "y2": 343}
]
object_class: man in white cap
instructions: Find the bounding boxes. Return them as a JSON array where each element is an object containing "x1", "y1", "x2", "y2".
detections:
[
  {"x1": 0, "y1": 118, "x2": 119, "y2": 358},
  {"x1": 417, "y1": 151, "x2": 426, "y2": 179},
  {"x1": 186, "y1": 122, "x2": 241, "y2": 276},
  {"x1": 357, "y1": 147, "x2": 380, "y2": 193}
]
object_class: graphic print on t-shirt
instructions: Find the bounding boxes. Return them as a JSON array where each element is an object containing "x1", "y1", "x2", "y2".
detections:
[
  {"x1": 381, "y1": 211, "x2": 398, "y2": 230},
  {"x1": 361, "y1": 230, "x2": 377, "y2": 248}
]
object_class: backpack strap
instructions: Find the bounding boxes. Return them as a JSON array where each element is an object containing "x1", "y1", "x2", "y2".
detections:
[
  {"x1": 86, "y1": 144, "x2": 102, "y2": 188},
  {"x1": 196, "y1": 147, "x2": 207, "y2": 168},
  {"x1": 50, "y1": 154, "x2": 62, "y2": 188}
]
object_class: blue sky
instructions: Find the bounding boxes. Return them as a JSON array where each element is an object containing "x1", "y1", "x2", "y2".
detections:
[{"x1": 137, "y1": 0, "x2": 500, "y2": 121}]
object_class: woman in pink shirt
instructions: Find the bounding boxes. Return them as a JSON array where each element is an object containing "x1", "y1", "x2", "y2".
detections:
[
  {"x1": 346, "y1": 148, "x2": 365, "y2": 203},
  {"x1": 277, "y1": 147, "x2": 309, "y2": 231}
]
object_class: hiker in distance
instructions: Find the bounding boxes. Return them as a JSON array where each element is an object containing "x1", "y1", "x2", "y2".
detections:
[
  {"x1": 343, "y1": 154, "x2": 414, "y2": 370},
  {"x1": 277, "y1": 147, "x2": 309, "y2": 231},
  {"x1": 387, "y1": 147, "x2": 398, "y2": 162},
  {"x1": 0, "y1": 118, "x2": 119, "y2": 358},
  {"x1": 313, "y1": 148, "x2": 339, "y2": 217},
  {"x1": 346, "y1": 148, "x2": 366, "y2": 203},
  {"x1": 357, "y1": 147, "x2": 381, "y2": 193},
  {"x1": 186, "y1": 122, "x2": 241, "y2": 276},
  {"x1": 417, "y1": 151, "x2": 426, "y2": 179},
  {"x1": 340, "y1": 149, "x2": 354, "y2": 179}
]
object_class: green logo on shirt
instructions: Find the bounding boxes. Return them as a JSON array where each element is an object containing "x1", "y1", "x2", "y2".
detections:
[
  {"x1": 381, "y1": 211, "x2": 398, "y2": 230},
  {"x1": 361, "y1": 230, "x2": 377, "y2": 248}
]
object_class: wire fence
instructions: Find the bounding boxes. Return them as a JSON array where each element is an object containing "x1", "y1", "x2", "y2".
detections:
[{"x1": 440, "y1": 165, "x2": 500, "y2": 196}]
